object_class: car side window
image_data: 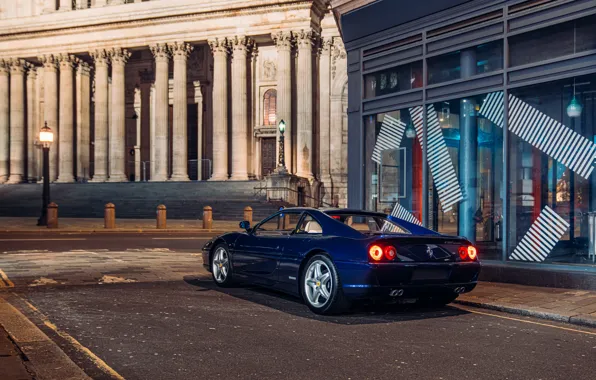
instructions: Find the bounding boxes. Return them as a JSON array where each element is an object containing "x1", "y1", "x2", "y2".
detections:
[
  {"x1": 296, "y1": 215, "x2": 323, "y2": 235},
  {"x1": 255, "y1": 212, "x2": 302, "y2": 236}
]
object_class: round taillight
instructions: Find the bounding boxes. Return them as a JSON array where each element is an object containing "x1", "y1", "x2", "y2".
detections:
[
  {"x1": 459, "y1": 246, "x2": 468, "y2": 260},
  {"x1": 384, "y1": 246, "x2": 397, "y2": 260},
  {"x1": 467, "y1": 246, "x2": 477, "y2": 260},
  {"x1": 369, "y1": 245, "x2": 383, "y2": 261}
]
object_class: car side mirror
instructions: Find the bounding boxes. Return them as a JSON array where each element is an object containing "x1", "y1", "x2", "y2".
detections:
[{"x1": 239, "y1": 220, "x2": 251, "y2": 232}]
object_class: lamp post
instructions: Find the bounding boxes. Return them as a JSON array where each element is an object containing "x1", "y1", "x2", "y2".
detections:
[
  {"x1": 277, "y1": 119, "x2": 286, "y2": 171},
  {"x1": 37, "y1": 122, "x2": 53, "y2": 226}
]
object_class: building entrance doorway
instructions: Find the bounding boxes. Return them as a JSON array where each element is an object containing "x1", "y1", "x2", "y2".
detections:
[{"x1": 261, "y1": 138, "x2": 276, "y2": 177}]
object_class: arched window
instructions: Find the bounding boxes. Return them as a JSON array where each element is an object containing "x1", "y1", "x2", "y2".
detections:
[{"x1": 263, "y1": 89, "x2": 277, "y2": 126}]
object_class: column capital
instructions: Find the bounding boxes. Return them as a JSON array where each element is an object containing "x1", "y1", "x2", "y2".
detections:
[
  {"x1": 272, "y1": 31, "x2": 294, "y2": 51},
  {"x1": 208, "y1": 38, "x2": 230, "y2": 56},
  {"x1": 90, "y1": 49, "x2": 110, "y2": 67},
  {"x1": 230, "y1": 36, "x2": 254, "y2": 53},
  {"x1": 0, "y1": 59, "x2": 9, "y2": 75},
  {"x1": 39, "y1": 55, "x2": 58, "y2": 71},
  {"x1": 109, "y1": 48, "x2": 131, "y2": 65},
  {"x1": 77, "y1": 61, "x2": 92, "y2": 76},
  {"x1": 150, "y1": 43, "x2": 171, "y2": 61},
  {"x1": 9, "y1": 59, "x2": 29, "y2": 75},
  {"x1": 295, "y1": 30, "x2": 317, "y2": 50},
  {"x1": 319, "y1": 36, "x2": 334, "y2": 55},
  {"x1": 27, "y1": 65, "x2": 38, "y2": 79},
  {"x1": 57, "y1": 54, "x2": 79, "y2": 69},
  {"x1": 171, "y1": 42, "x2": 193, "y2": 60}
]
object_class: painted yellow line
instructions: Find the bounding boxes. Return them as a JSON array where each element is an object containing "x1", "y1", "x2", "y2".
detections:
[
  {"x1": 21, "y1": 298, "x2": 125, "y2": 380},
  {"x1": 0, "y1": 269, "x2": 14, "y2": 288},
  {"x1": 0, "y1": 239, "x2": 87, "y2": 242},
  {"x1": 459, "y1": 306, "x2": 596, "y2": 336}
]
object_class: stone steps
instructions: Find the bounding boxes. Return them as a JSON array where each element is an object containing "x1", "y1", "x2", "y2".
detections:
[{"x1": 0, "y1": 182, "x2": 280, "y2": 221}]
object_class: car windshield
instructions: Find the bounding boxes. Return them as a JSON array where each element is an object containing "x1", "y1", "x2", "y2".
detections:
[{"x1": 327, "y1": 214, "x2": 411, "y2": 235}]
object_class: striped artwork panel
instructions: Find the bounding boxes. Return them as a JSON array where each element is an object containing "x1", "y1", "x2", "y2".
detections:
[
  {"x1": 509, "y1": 206, "x2": 570, "y2": 262},
  {"x1": 390, "y1": 202, "x2": 422, "y2": 226},
  {"x1": 371, "y1": 114, "x2": 407, "y2": 164},
  {"x1": 410, "y1": 105, "x2": 464, "y2": 212},
  {"x1": 479, "y1": 92, "x2": 596, "y2": 180}
]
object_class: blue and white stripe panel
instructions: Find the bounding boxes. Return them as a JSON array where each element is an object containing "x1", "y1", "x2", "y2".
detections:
[
  {"x1": 410, "y1": 105, "x2": 464, "y2": 213},
  {"x1": 479, "y1": 92, "x2": 596, "y2": 180},
  {"x1": 509, "y1": 206, "x2": 569, "y2": 262},
  {"x1": 390, "y1": 202, "x2": 422, "y2": 226},
  {"x1": 372, "y1": 114, "x2": 406, "y2": 164}
]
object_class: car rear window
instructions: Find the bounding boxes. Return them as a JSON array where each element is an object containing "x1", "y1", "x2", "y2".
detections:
[{"x1": 327, "y1": 214, "x2": 411, "y2": 235}]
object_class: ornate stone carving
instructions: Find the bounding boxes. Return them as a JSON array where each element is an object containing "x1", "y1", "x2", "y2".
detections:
[
  {"x1": 295, "y1": 29, "x2": 316, "y2": 50},
  {"x1": 109, "y1": 48, "x2": 131, "y2": 65},
  {"x1": 150, "y1": 43, "x2": 171, "y2": 60},
  {"x1": 9, "y1": 59, "x2": 29, "y2": 74},
  {"x1": 78, "y1": 61, "x2": 91, "y2": 76},
  {"x1": 38, "y1": 54, "x2": 59, "y2": 71},
  {"x1": 171, "y1": 42, "x2": 193, "y2": 60},
  {"x1": 320, "y1": 37, "x2": 333, "y2": 54},
  {"x1": 208, "y1": 38, "x2": 229, "y2": 55},
  {"x1": 262, "y1": 59, "x2": 276, "y2": 81},
  {"x1": 90, "y1": 49, "x2": 110, "y2": 67},
  {"x1": 0, "y1": 59, "x2": 10, "y2": 75},
  {"x1": 331, "y1": 38, "x2": 347, "y2": 79},
  {"x1": 272, "y1": 31, "x2": 294, "y2": 50},
  {"x1": 57, "y1": 54, "x2": 79, "y2": 69},
  {"x1": 230, "y1": 36, "x2": 253, "y2": 53}
]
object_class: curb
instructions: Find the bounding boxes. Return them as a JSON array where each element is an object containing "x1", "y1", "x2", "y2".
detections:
[{"x1": 455, "y1": 299, "x2": 596, "y2": 328}]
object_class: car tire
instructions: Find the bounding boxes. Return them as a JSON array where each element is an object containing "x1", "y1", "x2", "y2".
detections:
[
  {"x1": 420, "y1": 293, "x2": 459, "y2": 307},
  {"x1": 211, "y1": 244, "x2": 235, "y2": 287},
  {"x1": 301, "y1": 254, "x2": 350, "y2": 315}
]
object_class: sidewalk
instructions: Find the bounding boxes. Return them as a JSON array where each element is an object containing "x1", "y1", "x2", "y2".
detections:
[
  {"x1": 0, "y1": 217, "x2": 241, "y2": 233},
  {"x1": 456, "y1": 282, "x2": 596, "y2": 328},
  {"x1": 0, "y1": 326, "x2": 33, "y2": 380}
]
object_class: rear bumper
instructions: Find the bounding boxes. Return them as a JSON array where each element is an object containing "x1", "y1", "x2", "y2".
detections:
[{"x1": 336, "y1": 260, "x2": 481, "y2": 300}]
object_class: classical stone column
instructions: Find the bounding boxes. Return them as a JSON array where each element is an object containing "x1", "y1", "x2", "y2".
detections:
[
  {"x1": 110, "y1": 0, "x2": 125, "y2": 5},
  {"x1": 76, "y1": 62, "x2": 91, "y2": 180},
  {"x1": 150, "y1": 43, "x2": 170, "y2": 182},
  {"x1": 75, "y1": 0, "x2": 89, "y2": 9},
  {"x1": 0, "y1": 60, "x2": 9, "y2": 184},
  {"x1": 27, "y1": 66, "x2": 38, "y2": 183},
  {"x1": 39, "y1": 55, "x2": 59, "y2": 181},
  {"x1": 134, "y1": 87, "x2": 141, "y2": 182},
  {"x1": 170, "y1": 42, "x2": 193, "y2": 182},
  {"x1": 194, "y1": 81, "x2": 203, "y2": 181},
  {"x1": 209, "y1": 38, "x2": 230, "y2": 181},
  {"x1": 92, "y1": 0, "x2": 108, "y2": 7},
  {"x1": 272, "y1": 31, "x2": 293, "y2": 172},
  {"x1": 55, "y1": 54, "x2": 77, "y2": 183},
  {"x1": 230, "y1": 36, "x2": 252, "y2": 181},
  {"x1": 149, "y1": 83, "x2": 156, "y2": 180},
  {"x1": 35, "y1": 66, "x2": 44, "y2": 181},
  {"x1": 58, "y1": 0, "x2": 72, "y2": 11},
  {"x1": 319, "y1": 38, "x2": 333, "y2": 200},
  {"x1": 296, "y1": 30, "x2": 315, "y2": 180},
  {"x1": 6, "y1": 60, "x2": 27, "y2": 184},
  {"x1": 108, "y1": 48, "x2": 131, "y2": 182},
  {"x1": 90, "y1": 49, "x2": 110, "y2": 182},
  {"x1": 42, "y1": 0, "x2": 56, "y2": 13}
]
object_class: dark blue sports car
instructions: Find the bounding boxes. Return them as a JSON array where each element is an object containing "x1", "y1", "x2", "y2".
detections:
[{"x1": 202, "y1": 208, "x2": 480, "y2": 315}]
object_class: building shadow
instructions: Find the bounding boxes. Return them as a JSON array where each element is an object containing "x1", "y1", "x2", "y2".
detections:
[{"x1": 183, "y1": 275, "x2": 469, "y2": 325}]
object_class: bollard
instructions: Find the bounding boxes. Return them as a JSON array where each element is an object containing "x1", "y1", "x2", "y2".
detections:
[
  {"x1": 47, "y1": 202, "x2": 58, "y2": 229},
  {"x1": 104, "y1": 203, "x2": 116, "y2": 229},
  {"x1": 203, "y1": 206, "x2": 213, "y2": 230},
  {"x1": 243, "y1": 206, "x2": 253, "y2": 226},
  {"x1": 157, "y1": 204, "x2": 167, "y2": 229}
]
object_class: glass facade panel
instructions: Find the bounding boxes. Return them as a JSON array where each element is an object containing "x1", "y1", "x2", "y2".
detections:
[
  {"x1": 509, "y1": 14, "x2": 596, "y2": 67},
  {"x1": 363, "y1": 61, "x2": 422, "y2": 99},
  {"x1": 364, "y1": 108, "x2": 424, "y2": 225},
  {"x1": 508, "y1": 74, "x2": 596, "y2": 266},
  {"x1": 427, "y1": 40, "x2": 503, "y2": 85},
  {"x1": 426, "y1": 94, "x2": 504, "y2": 260}
]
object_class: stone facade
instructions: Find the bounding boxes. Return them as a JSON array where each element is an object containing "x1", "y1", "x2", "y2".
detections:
[{"x1": 0, "y1": 0, "x2": 348, "y2": 206}]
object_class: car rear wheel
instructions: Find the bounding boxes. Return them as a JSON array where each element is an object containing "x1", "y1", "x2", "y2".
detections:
[
  {"x1": 211, "y1": 244, "x2": 234, "y2": 287},
  {"x1": 301, "y1": 254, "x2": 350, "y2": 315}
]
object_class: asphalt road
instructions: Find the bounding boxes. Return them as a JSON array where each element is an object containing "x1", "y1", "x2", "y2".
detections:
[{"x1": 1, "y1": 235, "x2": 596, "y2": 380}]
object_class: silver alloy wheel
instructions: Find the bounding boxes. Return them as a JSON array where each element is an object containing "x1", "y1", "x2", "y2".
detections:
[
  {"x1": 212, "y1": 247, "x2": 229, "y2": 283},
  {"x1": 304, "y1": 259, "x2": 332, "y2": 308}
]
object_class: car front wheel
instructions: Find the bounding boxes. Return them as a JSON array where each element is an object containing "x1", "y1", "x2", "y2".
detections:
[
  {"x1": 301, "y1": 254, "x2": 349, "y2": 315},
  {"x1": 211, "y1": 244, "x2": 234, "y2": 287}
]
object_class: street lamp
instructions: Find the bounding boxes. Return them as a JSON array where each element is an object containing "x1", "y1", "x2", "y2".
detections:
[
  {"x1": 278, "y1": 119, "x2": 286, "y2": 170},
  {"x1": 37, "y1": 122, "x2": 53, "y2": 226}
]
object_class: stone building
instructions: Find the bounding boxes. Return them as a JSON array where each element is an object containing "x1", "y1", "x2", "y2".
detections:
[{"x1": 0, "y1": 0, "x2": 348, "y2": 206}]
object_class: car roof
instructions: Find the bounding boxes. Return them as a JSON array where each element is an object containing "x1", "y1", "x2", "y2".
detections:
[{"x1": 279, "y1": 207, "x2": 387, "y2": 217}]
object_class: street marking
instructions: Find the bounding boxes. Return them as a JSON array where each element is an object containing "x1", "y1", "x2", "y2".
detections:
[
  {"x1": 20, "y1": 298, "x2": 125, "y2": 380},
  {"x1": 0, "y1": 238, "x2": 87, "y2": 241},
  {"x1": 152, "y1": 237, "x2": 205, "y2": 240},
  {"x1": 459, "y1": 306, "x2": 596, "y2": 336},
  {"x1": 0, "y1": 269, "x2": 14, "y2": 288}
]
